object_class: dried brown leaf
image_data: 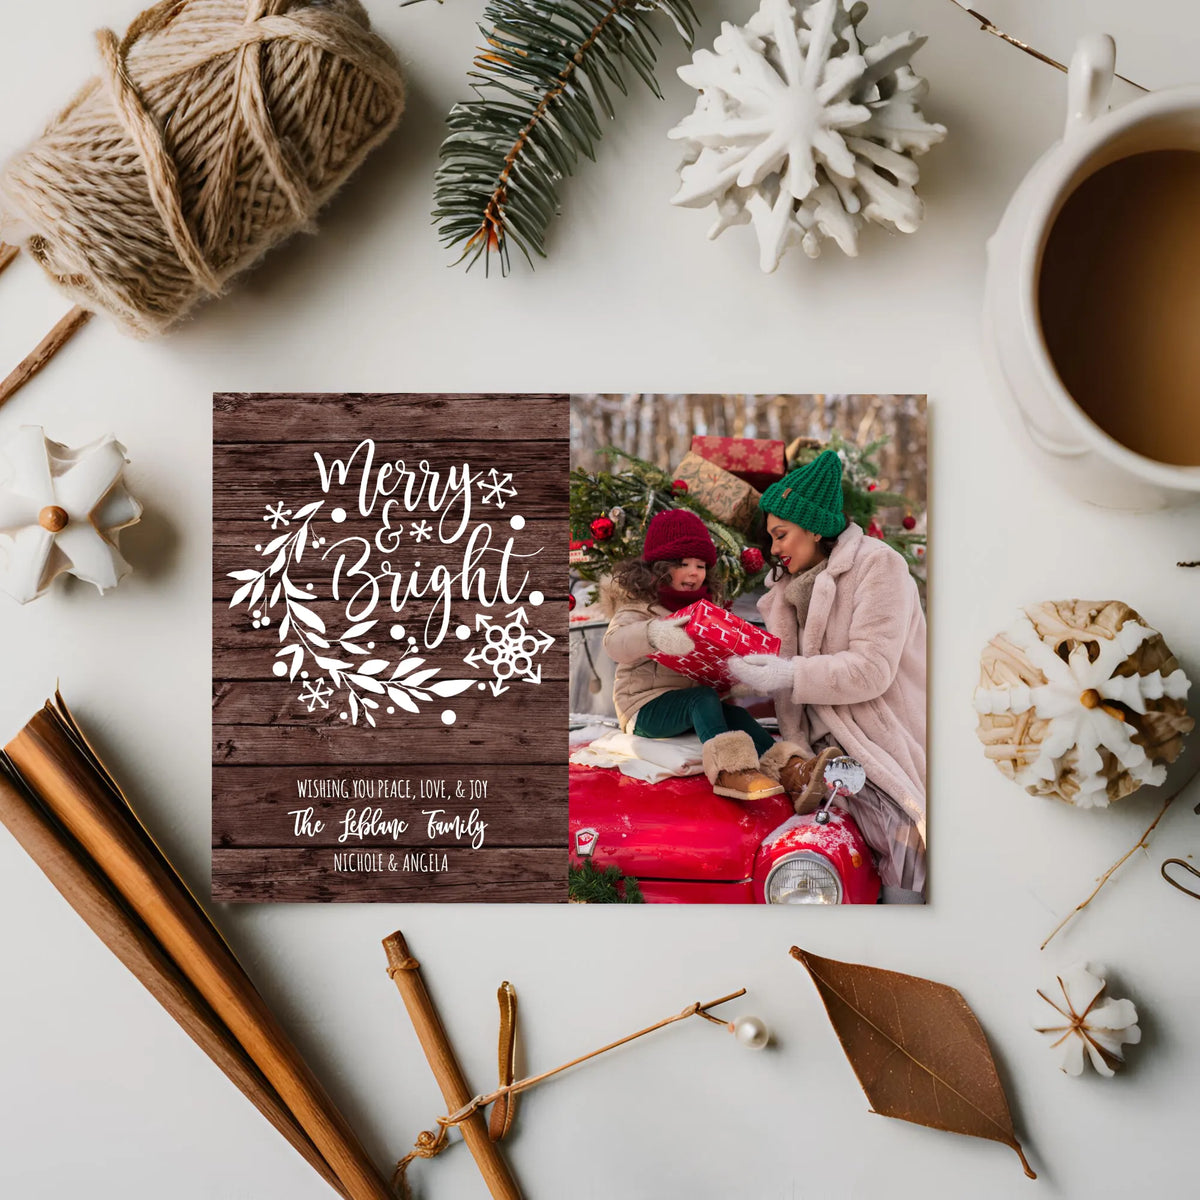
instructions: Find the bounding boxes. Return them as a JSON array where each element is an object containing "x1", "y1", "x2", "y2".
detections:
[
  {"x1": 489, "y1": 981, "x2": 518, "y2": 1142},
  {"x1": 792, "y1": 947, "x2": 1035, "y2": 1179}
]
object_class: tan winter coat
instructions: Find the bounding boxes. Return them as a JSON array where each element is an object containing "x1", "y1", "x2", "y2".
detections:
[
  {"x1": 757, "y1": 523, "x2": 927, "y2": 837},
  {"x1": 601, "y1": 579, "x2": 702, "y2": 733}
]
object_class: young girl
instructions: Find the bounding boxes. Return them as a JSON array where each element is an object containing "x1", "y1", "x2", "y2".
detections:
[{"x1": 601, "y1": 508, "x2": 784, "y2": 802}]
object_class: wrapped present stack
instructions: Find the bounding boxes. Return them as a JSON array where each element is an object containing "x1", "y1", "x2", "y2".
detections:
[
  {"x1": 647, "y1": 598, "x2": 781, "y2": 691},
  {"x1": 672, "y1": 436, "x2": 786, "y2": 532},
  {"x1": 690, "y1": 436, "x2": 786, "y2": 492}
]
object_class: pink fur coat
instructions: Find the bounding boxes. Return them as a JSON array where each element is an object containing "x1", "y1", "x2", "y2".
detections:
[{"x1": 757, "y1": 523, "x2": 927, "y2": 836}]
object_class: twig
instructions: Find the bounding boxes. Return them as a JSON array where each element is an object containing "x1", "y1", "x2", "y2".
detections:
[
  {"x1": 441, "y1": 988, "x2": 746, "y2": 1127},
  {"x1": 1041, "y1": 762, "x2": 1200, "y2": 950},
  {"x1": 0, "y1": 305, "x2": 92, "y2": 409},
  {"x1": 943, "y1": 0, "x2": 1148, "y2": 92}
]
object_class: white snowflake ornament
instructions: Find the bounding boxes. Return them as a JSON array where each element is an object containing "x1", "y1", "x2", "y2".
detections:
[
  {"x1": 975, "y1": 601, "x2": 1193, "y2": 808},
  {"x1": 0, "y1": 426, "x2": 142, "y2": 604},
  {"x1": 1034, "y1": 964, "x2": 1141, "y2": 1078},
  {"x1": 669, "y1": 0, "x2": 946, "y2": 271}
]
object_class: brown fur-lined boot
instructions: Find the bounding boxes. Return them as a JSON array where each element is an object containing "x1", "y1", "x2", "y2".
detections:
[
  {"x1": 702, "y1": 731, "x2": 784, "y2": 802},
  {"x1": 759, "y1": 742, "x2": 838, "y2": 815}
]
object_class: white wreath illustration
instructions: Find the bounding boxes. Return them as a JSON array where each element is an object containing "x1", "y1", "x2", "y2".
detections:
[{"x1": 227, "y1": 500, "x2": 474, "y2": 727}]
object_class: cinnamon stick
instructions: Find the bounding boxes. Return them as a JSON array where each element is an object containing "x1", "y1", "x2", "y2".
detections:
[
  {"x1": 0, "y1": 241, "x2": 18, "y2": 275},
  {"x1": 5, "y1": 696, "x2": 391, "y2": 1200},
  {"x1": 383, "y1": 931, "x2": 521, "y2": 1200},
  {"x1": 0, "y1": 763, "x2": 349, "y2": 1200},
  {"x1": 0, "y1": 304, "x2": 91, "y2": 409}
]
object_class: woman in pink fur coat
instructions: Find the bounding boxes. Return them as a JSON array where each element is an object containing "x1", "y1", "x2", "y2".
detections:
[{"x1": 729, "y1": 450, "x2": 927, "y2": 903}]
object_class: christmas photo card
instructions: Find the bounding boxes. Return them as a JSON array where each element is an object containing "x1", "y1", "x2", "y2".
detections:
[
  {"x1": 568, "y1": 394, "x2": 928, "y2": 905},
  {"x1": 212, "y1": 394, "x2": 568, "y2": 902}
]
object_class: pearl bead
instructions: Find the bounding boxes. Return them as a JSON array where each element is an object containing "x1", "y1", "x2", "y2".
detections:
[{"x1": 731, "y1": 1015, "x2": 770, "y2": 1049}]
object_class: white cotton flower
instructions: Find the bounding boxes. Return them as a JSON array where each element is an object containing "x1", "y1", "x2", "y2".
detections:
[{"x1": 1034, "y1": 964, "x2": 1141, "y2": 1078}]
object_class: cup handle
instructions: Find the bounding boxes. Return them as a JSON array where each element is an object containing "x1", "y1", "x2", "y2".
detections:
[{"x1": 1064, "y1": 34, "x2": 1116, "y2": 139}]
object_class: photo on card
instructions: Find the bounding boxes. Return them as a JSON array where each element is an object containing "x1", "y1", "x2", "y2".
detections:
[
  {"x1": 212, "y1": 393, "x2": 569, "y2": 902},
  {"x1": 567, "y1": 394, "x2": 928, "y2": 905}
]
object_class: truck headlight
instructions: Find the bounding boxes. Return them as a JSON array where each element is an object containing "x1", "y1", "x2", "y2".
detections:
[{"x1": 764, "y1": 851, "x2": 842, "y2": 905}]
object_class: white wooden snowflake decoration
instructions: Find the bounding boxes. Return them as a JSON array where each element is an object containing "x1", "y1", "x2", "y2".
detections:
[
  {"x1": 0, "y1": 426, "x2": 142, "y2": 604},
  {"x1": 668, "y1": 0, "x2": 946, "y2": 271},
  {"x1": 975, "y1": 604, "x2": 1192, "y2": 808}
]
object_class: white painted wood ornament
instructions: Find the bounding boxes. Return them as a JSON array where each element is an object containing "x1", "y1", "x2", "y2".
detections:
[
  {"x1": 668, "y1": 0, "x2": 946, "y2": 271},
  {"x1": 0, "y1": 426, "x2": 141, "y2": 603},
  {"x1": 974, "y1": 601, "x2": 1193, "y2": 808}
]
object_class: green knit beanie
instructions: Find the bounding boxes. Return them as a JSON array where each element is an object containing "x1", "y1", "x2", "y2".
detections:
[{"x1": 759, "y1": 449, "x2": 847, "y2": 537}]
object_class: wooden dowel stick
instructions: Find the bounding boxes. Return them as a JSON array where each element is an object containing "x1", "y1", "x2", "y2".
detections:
[
  {"x1": 6, "y1": 702, "x2": 393, "y2": 1200},
  {"x1": 0, "y1": 304, "x2": 91, "y2": 409},
  {"x1": 383, "y1": 931, "x2": 521, "y2": 1200},
  {"x1": 0, "y1": 241, "x2": 18, "y2": 274},
  {"x1": 0, "y1": 766, "x2": 350, "y2": 1200}
]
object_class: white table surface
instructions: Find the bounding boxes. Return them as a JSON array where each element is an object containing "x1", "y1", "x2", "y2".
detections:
[{"x1": 2, "y1": 1, "x2": 1199, "y2": 1196}]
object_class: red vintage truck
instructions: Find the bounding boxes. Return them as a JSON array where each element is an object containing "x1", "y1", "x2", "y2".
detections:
[{"x1": 569, "y1": 742, "x2": 881, "y2": 905}]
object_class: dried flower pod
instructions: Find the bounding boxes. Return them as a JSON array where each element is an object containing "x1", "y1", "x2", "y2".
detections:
[
  {"x1": 1034, "y1": 964, "x2": 1140, "y2": 1077},
  {"x1": 974, "y1": 600, "x2": 1193, "y2": 807}
]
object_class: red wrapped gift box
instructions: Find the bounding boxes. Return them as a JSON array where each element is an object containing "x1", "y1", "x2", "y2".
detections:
[
  {"x1": 647, "y1": 598, "x2": 781, "y2": 691},
  {"x1": 569, "y1": 537, "x2": 595, "y2": 565},
  {"x1": 690, "y1": 436, "x2": 786, "y2": 493}
]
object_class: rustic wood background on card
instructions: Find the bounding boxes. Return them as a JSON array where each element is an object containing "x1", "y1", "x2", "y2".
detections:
[{"x1": 213, "y1": 393, "x2": 569, "y2": 901}]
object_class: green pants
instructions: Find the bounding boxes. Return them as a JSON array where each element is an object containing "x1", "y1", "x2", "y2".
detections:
[{"x1": 633, "y1": 687, "x2": 775, "y2": 757}]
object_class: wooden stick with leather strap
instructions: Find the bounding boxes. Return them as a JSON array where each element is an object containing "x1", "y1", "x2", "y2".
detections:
[{"x1": 383, "y1": 931, "x2": 521, "y2": 1200}]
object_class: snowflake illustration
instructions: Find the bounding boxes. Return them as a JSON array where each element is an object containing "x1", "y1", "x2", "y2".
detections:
[
  {"x1": 973, "y1": 614, "x2": 1191, "y2": 807},
  {"x1": 299, "y1": 678, "x2": 333, "y2": 711},
  {"x1": 263, "y1": 501, "x2": 292, "y2": 530},
  {"x1": 478, "y1": 468, "x2": 517, "y2": 508},
  {"x1": 409, "y1": 519, "x2": 432, "y2": 543},
  {"x1": 463, "y1": 607, "x2": 554, "y2": 695}
]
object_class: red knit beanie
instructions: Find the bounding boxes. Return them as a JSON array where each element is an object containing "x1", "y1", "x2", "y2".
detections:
[{"x1": 641, "y1": 509, "x2": 717, "y2": 566}]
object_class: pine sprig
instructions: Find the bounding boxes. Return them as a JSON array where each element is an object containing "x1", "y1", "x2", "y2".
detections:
[
  {"x1": 434, "y1": 0, "x2": 697, "y2": 273},
  {"x1": 569, "y1": 859, "x2": 645, "y2": 902}
]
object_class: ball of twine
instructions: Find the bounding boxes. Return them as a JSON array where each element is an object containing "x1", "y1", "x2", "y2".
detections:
[{"x1": 0, "y1": 0, "x2": 404, "y2": 337}]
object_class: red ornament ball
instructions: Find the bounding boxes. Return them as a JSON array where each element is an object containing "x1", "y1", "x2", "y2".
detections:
[
  {"x1": 590, "y1": 516, "x2": 615, "y2": 540},
  {"x1": 867, "y1": 482, "x2": 878, "y2": 492},
  {"x1": 671, "y1": 479, "x2": 689, "y2": 494},
  {"x1": 740, "y1": 547, "x2": 765, "y2": 572},
  {"x1": 569, "y1": 594, "x2": 577, "y2": 611},
  {"x1": 902, "y1": 514, "x2": 917, "y2": 531}
]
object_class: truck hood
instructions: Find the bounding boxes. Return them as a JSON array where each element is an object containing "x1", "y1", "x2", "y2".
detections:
[{"x1": 569, "y1": 763, "x2": 794, "y2": 881}]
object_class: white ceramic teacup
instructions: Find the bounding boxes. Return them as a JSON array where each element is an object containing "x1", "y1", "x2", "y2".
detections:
[{"x1": 984, "y1": 34, "x2": 1200, "y2": 510}]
